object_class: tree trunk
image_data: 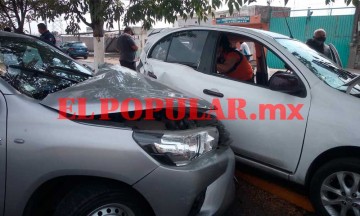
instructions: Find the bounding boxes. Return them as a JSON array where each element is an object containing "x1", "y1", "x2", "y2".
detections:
[
  {"x1": 14, "y1": 25, "x2": 24, "y2": 33},
  {"x1": 348, "y1": 4, "x2": 360, "y2": 69},
  {"x1": 92, "y1": 21, "x2": 105, "y2": 72}
]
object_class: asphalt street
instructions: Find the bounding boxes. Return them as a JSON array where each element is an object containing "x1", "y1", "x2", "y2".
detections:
[{"x1": 225, "y1": 176, "x2": 316, "y2": 216}]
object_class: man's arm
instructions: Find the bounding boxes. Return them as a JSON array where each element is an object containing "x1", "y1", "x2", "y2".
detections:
[
  {"x1": 128, "y1": 37, "x2": 138, "y2": 51},
  {"x1": 131, "y1": 44, "x2": 138, "y2": 51},
  {"x1": 217, "y1": 56, "x2": 238, "y2": 73}
]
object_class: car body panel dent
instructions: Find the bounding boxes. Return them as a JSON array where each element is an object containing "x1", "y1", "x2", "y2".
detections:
[{"x1": 41, "y1": 66, "x2": 214, "y2": 116}]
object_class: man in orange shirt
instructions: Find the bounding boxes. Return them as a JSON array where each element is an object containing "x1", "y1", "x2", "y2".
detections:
[{"x1": 216, "y1": 35, "x2": 254, "y2": 82}]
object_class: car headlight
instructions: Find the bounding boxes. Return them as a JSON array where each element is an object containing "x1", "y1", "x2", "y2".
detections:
[{"x1": 133, "y1": 127, "x2": 219, "y2": 166}]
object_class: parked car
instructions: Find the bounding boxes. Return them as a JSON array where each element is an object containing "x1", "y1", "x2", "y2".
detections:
[
  {"x1": 60, "y1": 41, "x2": 89, "y2": 59},
  {"x1": 0, "y1": 31, "x2": 235, "y2": 216},
  {"x1": 138, "y1": 26, "x2": 360, "y2": 216}
]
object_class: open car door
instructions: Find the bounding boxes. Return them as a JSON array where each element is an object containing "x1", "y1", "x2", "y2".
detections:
[{"x1": 329, "y1": 43, "x2": 343, "y2": 68}]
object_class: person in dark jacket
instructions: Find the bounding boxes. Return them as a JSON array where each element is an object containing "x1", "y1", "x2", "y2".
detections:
[
  {"x1": 37, "y1": 23, "x2": 56, "y2": 45},
  {"x1": 117, "y1": 26, "x2": 138, "y2": 71},
  {"x1": 306, "y1": 29, "x2": 332, "y2": 60}
]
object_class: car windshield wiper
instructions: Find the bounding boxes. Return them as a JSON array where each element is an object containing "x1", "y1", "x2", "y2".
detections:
[
  {"x1": 8, "y1": 65, "x2": 81, "y2": 83},
  {"x1": 313, "y1": 60, "x2": 353, "y2": 78},
  {"x1": 47, "y1": 66, "x2": 92, "y2": 78},
  {"x1": 341, "y1": 74, "x2": 360, "y2": 87},
  {"x1": 337, "y1": 74, "x2": 360, "y2": 94}
]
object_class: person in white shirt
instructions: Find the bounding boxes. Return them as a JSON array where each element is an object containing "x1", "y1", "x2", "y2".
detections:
[{"x1": 236, "y1": 41, "x2": 252, "y2": 60}]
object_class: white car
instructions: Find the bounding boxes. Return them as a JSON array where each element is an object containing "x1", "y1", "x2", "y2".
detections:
[{"x1": 138, "y1": 26, "x2": 360, "y2": 216}]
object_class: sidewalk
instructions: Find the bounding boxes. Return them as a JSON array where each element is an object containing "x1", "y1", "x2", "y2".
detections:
[
  {"x1": 88, "y1": 52, "x2": 119, "y2": 58},
  {"x1": 346, "y1": 68, "x2": 360, "y2": 74}
]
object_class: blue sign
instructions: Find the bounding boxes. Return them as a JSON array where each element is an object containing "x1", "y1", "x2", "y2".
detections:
[{"x1": 216, "y1": 16, "x2": 250, "y2": 24}]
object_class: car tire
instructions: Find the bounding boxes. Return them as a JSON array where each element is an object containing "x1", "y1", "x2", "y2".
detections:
[
  {"x1": 53, "y1": 182, "x2": 153, "y2": 216},
  {"x1": 309, "y1": 158, "x2": 360, "y2": 216},
  {"x1": 84, "y1": 56, "x2": 88, "y2": 59}
]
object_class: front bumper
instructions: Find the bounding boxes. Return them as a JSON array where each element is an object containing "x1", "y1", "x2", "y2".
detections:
[
  {"x1": 69, "y1": 51, "x2": 88, "y2": 57},
  {"x1": 133, "y1": 146, "x2": 235, "y2": 216}
]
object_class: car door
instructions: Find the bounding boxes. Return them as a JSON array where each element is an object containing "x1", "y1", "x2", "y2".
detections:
[
  {"x1": 0, "y1": 92, "x2": 6, "y2": 215},
  {"x1": 144, "y1": 29, "x2": 311, "y2": 173},
  {"x1": 329, "y1": 43, "x2": 343, "y2": 68},
  {"x1": 142, "y1": 30, "x2": 211, "y2": 95}
]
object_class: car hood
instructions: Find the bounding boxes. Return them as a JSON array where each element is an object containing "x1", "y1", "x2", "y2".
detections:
[{"x1": 41, "y1": 65, "x2": 213, "y2": 115}]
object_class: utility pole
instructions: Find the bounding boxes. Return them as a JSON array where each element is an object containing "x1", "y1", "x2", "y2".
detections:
[
  {"x1": 348, "y1": 4, "x2": 360, "y2": 69},
  {"x1": 118, "y1": 20, "x2": 121, "y2": 35}
]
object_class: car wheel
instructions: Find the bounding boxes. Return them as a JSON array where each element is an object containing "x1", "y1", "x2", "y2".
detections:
[
  {"x1": 310, "y1": 158, "x2": 360, "y2": 216},
  {"x1": 53, "y1": 182, "x2": 153, "y2": 216},
  {"x1": 84, "y1": 56, "x2": 88, "y2": 59}
]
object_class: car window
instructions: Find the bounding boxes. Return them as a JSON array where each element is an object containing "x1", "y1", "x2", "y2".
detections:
[
  {"x1": 266, "y1": 49, "x2": 289, "y2": 78},
  {"x1": 71, "y1": 43, "x2": 87, "y2": 48},
  {"x1": 0, "y1": 36, "x2": 92, "y2": 100},
  {"x1": 149, "y1": 36, "x2": 171, "y2": 61},
  {"x1": 167, "y1": 31, "x2": 209, "y2": 69},
  {"x1": 211, "y1": 33, "x2": 305, "y2": 94}
]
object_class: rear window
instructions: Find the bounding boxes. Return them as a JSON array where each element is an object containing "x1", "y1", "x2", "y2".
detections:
[{"x1": 70, "y1": 43, "x2": 87, "y2": 48}]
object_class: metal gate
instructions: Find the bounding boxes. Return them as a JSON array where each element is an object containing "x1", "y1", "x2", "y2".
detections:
[{"x1": 269, "y1": 10, "x2": 354, "y2": 68}]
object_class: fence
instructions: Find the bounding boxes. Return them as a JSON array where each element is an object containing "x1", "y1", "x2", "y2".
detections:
[{"x1": 268, "y1": 7, "x2": 355, "y2": 68}]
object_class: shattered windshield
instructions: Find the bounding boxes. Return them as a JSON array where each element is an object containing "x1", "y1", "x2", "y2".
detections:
[
  {"x1": 276, "y1": 39, "x2": 360, "y2": 95},
  {"x1": 0, "y1": 36, "x2": 92, "y2": 100}
]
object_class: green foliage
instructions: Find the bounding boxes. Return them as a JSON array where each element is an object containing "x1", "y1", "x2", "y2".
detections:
[
  {"x1": 282, "y1": 0, "x2": 358, "y2": 6},
  {"x1": 0, "y1": 0, "x2": 53, "y2": 32},
  {"x1": 39, "y1": 0, "x2": 124, "y2": 37},
  {"x1": 124, "y1": 0, "x2": 255, "y2": 30}
]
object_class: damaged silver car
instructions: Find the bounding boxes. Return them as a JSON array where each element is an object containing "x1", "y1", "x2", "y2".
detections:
[{"x1": 0, "y1": 31, "x2": 235, "y2": 216}]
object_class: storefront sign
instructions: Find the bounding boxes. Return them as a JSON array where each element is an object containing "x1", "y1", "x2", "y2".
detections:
[{"x1": 216, "y1": 16, "x2": 250, "y2": 24}]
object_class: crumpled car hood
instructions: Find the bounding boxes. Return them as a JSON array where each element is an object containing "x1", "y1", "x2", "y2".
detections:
[{"x1": 41, "y1": 65, "x2": 213, "y2": 115}]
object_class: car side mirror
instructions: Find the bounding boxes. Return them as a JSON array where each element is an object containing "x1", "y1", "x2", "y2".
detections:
[{"x1": 269, "y1": 72, "x2": 304, "y2": 95}]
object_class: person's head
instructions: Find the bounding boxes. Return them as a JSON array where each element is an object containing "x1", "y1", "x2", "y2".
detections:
[
  {"x1": 313, "y1": 29, "x2": 326, "y2": 44},
  {"x1": 124, "y1": 26, "x2": 134, "y2": 35},
  {"x1": 236, "y1": 41, "x2": 241, "y2": 50},
  {"x1": 217, "y1": 35, "x2": 232, "y2": 55},
  {"x1": 37, "y1": 23, "x2": 47, "y2": 34},
  {"x1": 3, "y1": 27, "x2": 11, "y2": 32}
]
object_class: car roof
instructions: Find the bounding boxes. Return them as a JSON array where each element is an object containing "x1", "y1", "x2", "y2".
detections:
[
  {"x1": 0, "y1": 30, "x2": 35, "y2": 39},
  {"x1": 65, "y1": 41, "x2": 84, "y2": 43},
  {"x1": 149, "y1": 25, "x2": 290, "y2": 40}
]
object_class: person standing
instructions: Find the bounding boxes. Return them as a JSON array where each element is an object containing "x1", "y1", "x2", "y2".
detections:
[
  {"x1": 37, "y1": 23, "x2": 56, "y2": 45},
  {"x1": 117, "y1": 27, "x2": 138, "y2": 71},
  {"x1": 217, "y1": 36, "x2": 253, "y2": 82},
  {"x1": 306, "y1": 29, "x2": 332, "y2": 60},
  {"x1": 236, "y1": 41, "x2": 252, "y2": 60}
]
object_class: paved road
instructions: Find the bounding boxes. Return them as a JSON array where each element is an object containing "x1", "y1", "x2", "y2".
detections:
[
  {"x1": 225, "y1": 175, "x2": 316, "y2": 216},
  {"x1": 78, "y1": 56, "x2": 120, "y2": 68}
]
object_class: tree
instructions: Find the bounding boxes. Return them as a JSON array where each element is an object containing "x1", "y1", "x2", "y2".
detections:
[
  {"x1": 45, "y1": 0, "x2": 254, "y2": 70},
  {"x1": 41, "y1": 0, "x2": 125, "y2": 70},
  {"x1": 345, "y1": 0, "x2": 360, "y2": 68},
  {"x1": 0, "y1": 0, "x2": 51, "y2": 33},
  {"x1": 124, "y1": 0, "x2": 256, "y2": 29}
]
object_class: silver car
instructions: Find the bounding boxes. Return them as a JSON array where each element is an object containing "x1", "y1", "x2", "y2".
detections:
[
  {"x1": 0, "y1": 31, "x2": 235, "y2": 216},
  {"x1": 138, "y1": 26, "x2": 360, "y2": 216}
]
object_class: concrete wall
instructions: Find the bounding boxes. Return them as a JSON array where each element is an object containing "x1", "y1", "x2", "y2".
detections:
[
  {"x1": 60, "y1": 27, "x2": 147, "y2": 56},
  {"x1": 59, "y1": 36, "x2": 118, "y2": 52}
]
